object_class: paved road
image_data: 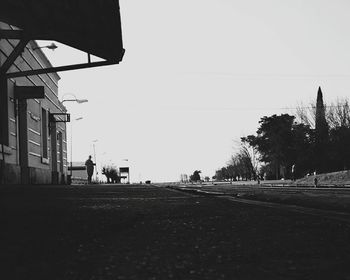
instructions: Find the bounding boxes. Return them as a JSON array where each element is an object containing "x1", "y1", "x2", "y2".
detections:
[{"x1": 1, "y1": 184, "x2": 350, "y2": 279}]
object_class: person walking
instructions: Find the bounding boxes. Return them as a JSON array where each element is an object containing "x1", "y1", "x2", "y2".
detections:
[{"x1": 85, "y1": 155, "x2": 95, "y2": 184}]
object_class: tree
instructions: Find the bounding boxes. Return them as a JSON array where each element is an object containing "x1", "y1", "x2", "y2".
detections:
[
  {"x1": 259, "y1": 163, "x2": 275, "y2": 180},
  {"x1": 242, "y1": 113, "x2": 316, "y2": 179},
  {"x1": 226, "y1": 165, "x2": 236, "y2": 181},
  {"x1": 326, "y1": 98, "x2": 350, "y2": 171},
  {"x1": 328, "y1": 126, "x2": 350, "y2": 171},
  {"x1": 296, "y1": 97, "x2": 350, "y2": 130},
  {"x1": 314, "y1": 87, "x2": 329, "y2": 173},
  {"x1": 327, "y1": 98, "x2": 350, "y2": 129},
  {"x1": 242, "y1": 114, "x2": 295, "y2": 179},
  {"x1": 190, "y1": 170, "x2": 201, "y2": 182},
  {"x1": 102, "y1": 165, "x2": 121, "y2": 183},
  {"x1": 238, "y1": 141, "x2": 260, "y2": 179},
  {"x1": 214, "y1": 167, "x2": 228, "y2": 181},
  {"x1": 229, "y1": 147, "x2": 255, "y2": 180},
  {"x1": 296, "y1": 102, "x2": 316, "y2": 128},
  {"x1": 213, "y1": 140, "x2": 260, "y2": 182},
  {"x1": 295, "y1": 93, "x2": 350, "y2": 174},
  {"x1": 289, "y1": 123, "x2": 313, "y2": 177}
]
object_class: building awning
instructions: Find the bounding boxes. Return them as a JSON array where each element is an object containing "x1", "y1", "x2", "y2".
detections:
[{"x1": 0, "y1": 0, "x2": 124, "y2": 62}]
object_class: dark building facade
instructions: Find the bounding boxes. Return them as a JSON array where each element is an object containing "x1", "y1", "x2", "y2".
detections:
[
  {"x1": 0, "y1": 22, "x2": 68, "y2": 184},
  {"x1": 0, "y1": 0, "x2": 124, "y2": 184}
]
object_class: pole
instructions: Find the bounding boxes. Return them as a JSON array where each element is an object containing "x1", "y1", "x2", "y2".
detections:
[
  {"x1": 70, "y1": 121, "x2": 73, "y2": 177},
  {"x1": 69, "y1": 117, "x2": 83, "y2": 184},
  {"x1": 0, "y1": 75, "x2": 7, "y2": 184},
  {"x1": 93, "y1": 143, "x2": 97, "y2": 182}
]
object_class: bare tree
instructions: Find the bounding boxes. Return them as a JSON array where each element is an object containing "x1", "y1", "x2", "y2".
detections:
[
  {"x1": 241, "y1": 141, "x2": 261, "y2": 177},
  {"x1": 295, "y1": 102, "x2": 316, "y2": 128},
  {"x1": 228, "y1": 140, "x2": 261, "y2": 180},
  {"x1": 295, "y1": 98, "x2": 350, "y2": 129},
  {"x1": 327, "y1": 98, "x2": 350, "y2": 129}
]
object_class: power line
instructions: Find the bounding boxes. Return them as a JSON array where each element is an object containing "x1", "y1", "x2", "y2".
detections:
[{"x1": 158, "y1": 104, "x2": 349, "y2": 112}]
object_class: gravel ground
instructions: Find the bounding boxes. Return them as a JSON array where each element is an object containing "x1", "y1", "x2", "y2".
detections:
[
  {"x1": 1, "y1": 184, "x2": 350, "y2": 279},
  {"x1": 172, "y1": 183, "x2": 350, "y2": 213}
]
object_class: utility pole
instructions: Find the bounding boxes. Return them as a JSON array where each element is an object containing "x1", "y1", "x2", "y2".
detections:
[{"x1": 93, "y1": 140, "x2": 98, "y2": 182}]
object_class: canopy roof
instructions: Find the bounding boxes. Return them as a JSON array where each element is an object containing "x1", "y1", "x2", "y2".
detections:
[{"x1": 0, "y1": 0, "x2": 124, "y2": 62}]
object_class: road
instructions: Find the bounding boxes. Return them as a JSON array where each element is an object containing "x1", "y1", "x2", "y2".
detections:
[{"x1": 1, "y1": 184, "x2": 350, "y2": 279}]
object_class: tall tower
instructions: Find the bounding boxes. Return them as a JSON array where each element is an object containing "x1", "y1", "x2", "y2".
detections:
[{"x1": 314, "y1": 86, "x2": 329, "y2": 173}]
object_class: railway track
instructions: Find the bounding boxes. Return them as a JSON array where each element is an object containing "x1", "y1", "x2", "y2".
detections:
[
  {"x1": 176, "y1": 183, "x2": 350, "y2": 195},
  {"x1": 164, "y1": 184, "x2": 350, "y2": 223}
]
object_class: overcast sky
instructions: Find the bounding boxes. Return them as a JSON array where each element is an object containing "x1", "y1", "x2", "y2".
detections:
[{"x1": 41, "y1": 0, "x2": 350, "y2": 182}]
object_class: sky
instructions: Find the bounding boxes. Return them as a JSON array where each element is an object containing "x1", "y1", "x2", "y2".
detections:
[{"x1": 41, "y1": 0, "x2": 350, "y2": 182}]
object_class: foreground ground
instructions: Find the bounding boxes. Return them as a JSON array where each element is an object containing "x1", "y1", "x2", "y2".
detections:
[
  {"x1": 1, "y1": 184, "x2": 350, "y2": 279},
  {"x1": 169, "y1": 182, "x2": 350, "y2": 213}
]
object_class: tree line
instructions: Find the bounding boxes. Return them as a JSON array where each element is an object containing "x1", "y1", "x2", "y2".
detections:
[{"x1": 214, "y1": 87, "x2": 350, "y2": 181}]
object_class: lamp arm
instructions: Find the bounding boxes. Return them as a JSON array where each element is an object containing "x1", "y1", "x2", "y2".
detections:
[{"x1": 61, "y1": 99, "x2": 78, "y2": 104}]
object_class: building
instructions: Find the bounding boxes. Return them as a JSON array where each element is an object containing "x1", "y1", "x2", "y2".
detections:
[
  {"x1": 0, "y1": 23, "x2": 68, "y2": 184},
  {"x1": 0, "y1": 0, "x2": 124, "y2": 185}
]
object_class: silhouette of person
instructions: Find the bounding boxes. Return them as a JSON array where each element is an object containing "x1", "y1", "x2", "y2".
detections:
[{"x1": 85, "y1": 155, "x2": 95, "y2": 184}]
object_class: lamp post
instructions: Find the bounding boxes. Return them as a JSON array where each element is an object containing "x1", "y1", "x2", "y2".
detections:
[
  {"x1": 61, "y1": 93, "x2": 88, "y2": 104},
  {"x1": 63, "y1": 99, "x2": 88, "y2": 104},
  {"x1": 70, "y1": 117, "x2": 83, "y2": 183},
  {"x1": 61, "y1": 94, "x2": 88, "y2": 184},
  {"x1": 92, "y1": 140, "x2": 98, "y2": 183}
]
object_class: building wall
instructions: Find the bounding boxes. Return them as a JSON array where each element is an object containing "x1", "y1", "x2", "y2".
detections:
[{"x1": 0, "y1": 22, "x2": 68, "y2": 184}]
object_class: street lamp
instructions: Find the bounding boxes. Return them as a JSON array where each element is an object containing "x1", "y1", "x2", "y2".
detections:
[
  {"x1": 62, "y1": 93, "x2": 87, "y2": 184},
  {"x1": 92, "y1": 140, "x2": 98, "y2": 183},
  {"x1": 61, "y1": 93, "x2": 88, "y2": 104},
  {"x1": 69, "y1": 117, "x2": 83, "y2": 184},
  {"x1": 32, "y1": 43, "x2": 58, "y2": 51}
]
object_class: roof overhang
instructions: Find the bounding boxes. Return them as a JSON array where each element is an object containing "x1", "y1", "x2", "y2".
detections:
[{"x1": 0, "y1": 0, "x2": 124, "y2": 62}]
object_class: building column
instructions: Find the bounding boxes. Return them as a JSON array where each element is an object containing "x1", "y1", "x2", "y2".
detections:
[
  {"x1": 0, "y1": 76, "x2": 8, "y2": 184},
  {"x1": 50, "y1": 122, "x2": 58, "y2": 184},
  {"x1": 18, "y1": 99, "x2": 29, "y2": 184}
]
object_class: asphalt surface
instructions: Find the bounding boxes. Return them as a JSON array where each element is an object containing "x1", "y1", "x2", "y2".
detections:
[{"x1": 1, "y1": 184, "x2": 350, "y2": 279}]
